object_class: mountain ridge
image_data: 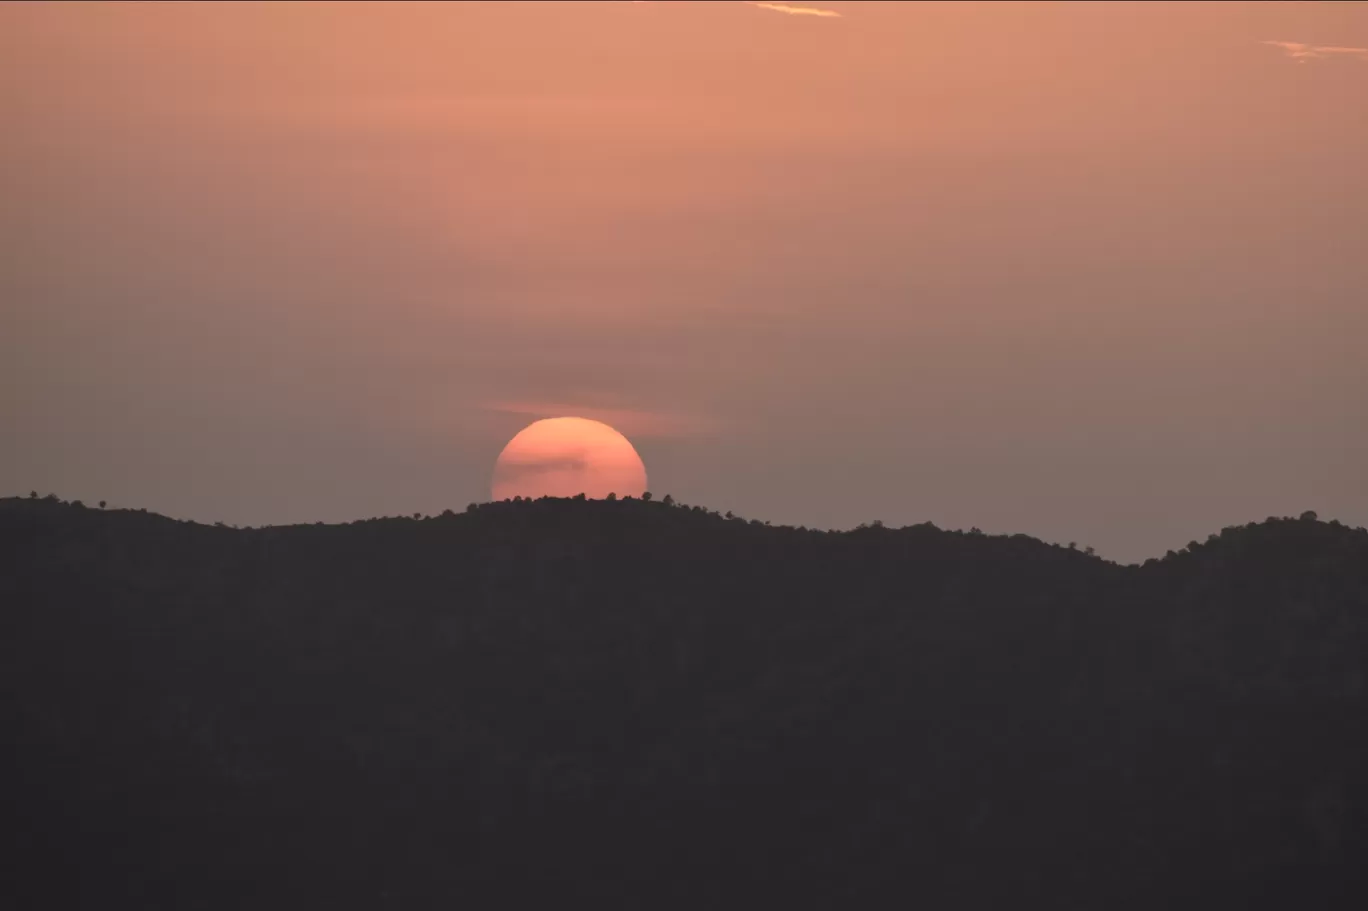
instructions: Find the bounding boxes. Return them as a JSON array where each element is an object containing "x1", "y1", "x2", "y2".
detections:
[{"x1": 2, "y1": 495, "x2": 1366, "y2": 909}]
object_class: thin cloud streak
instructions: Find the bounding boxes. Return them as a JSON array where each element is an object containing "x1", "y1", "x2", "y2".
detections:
[
  {"x1": 746, "y1": 1, "x2": 843, "y2": 17},
  {"x1": 633, "y1": 1, "x2": 843, "y2": 19},
  {"x1": 1263, "y1": 40, "x2": 1368, "y2": 61},
  {"x1": 483, "y1": 402, "x2": 719, "y2": 440},
  {"x1": 496, "y1": 454, "x2": 590, "y2": 480}
]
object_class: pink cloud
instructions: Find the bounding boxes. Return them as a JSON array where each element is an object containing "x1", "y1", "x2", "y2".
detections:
[
  {"x1": 633, "y1": 1, "x2": 843, "y2": 20},
  {"x1": 745, "y1": 2, "x2": 842, "y2": 18},
  {"x1": 1263, "y1": 40, "x2": 1368, "y2": 62}
]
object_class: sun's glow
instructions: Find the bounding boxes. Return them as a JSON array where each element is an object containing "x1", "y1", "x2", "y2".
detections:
[{"x1": 491, "y1": 417, "x2": 648, "y2": 501}]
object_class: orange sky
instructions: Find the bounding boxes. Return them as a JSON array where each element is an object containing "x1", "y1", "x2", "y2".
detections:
[{"x1": 2, "y1": 1, "x2": 1365, "y2": 559}]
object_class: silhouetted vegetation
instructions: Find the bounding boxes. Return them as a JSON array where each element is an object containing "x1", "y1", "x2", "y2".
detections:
[{"x1": 2, "y1": 494, "x2": 1366, "y2": 909}]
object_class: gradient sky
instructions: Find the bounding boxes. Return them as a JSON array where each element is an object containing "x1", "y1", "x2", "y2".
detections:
[{"x1": 3, "y1": 1, "x2": 1366, "y2": 561}]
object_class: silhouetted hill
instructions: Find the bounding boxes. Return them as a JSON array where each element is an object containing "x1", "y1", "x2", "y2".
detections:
[{"x1": 3, "y1": 495, "x2": 1367, "y2": 909}]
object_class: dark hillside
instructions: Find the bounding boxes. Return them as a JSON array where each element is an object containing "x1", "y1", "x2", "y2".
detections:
[{"x1": 2, "y1": 496, "x2": 1366, "y2": 909}]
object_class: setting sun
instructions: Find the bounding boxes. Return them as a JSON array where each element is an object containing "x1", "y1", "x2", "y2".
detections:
[
  {"x1": 491, "y1": 417, "x2": 647, "y2": 501},
  {"x1": 6, "y1": 1, "x2": 1368, "y2": 907}
]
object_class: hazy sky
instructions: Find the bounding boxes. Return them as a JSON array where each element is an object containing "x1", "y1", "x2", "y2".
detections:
[{"x1": 3, "y1": 1, "x2": 1366, "y2": 561}]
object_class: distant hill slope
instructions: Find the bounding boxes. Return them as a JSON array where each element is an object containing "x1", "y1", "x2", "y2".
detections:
[{"x1": 3, "y1": 496, "x2": 1367, "y2": 910}]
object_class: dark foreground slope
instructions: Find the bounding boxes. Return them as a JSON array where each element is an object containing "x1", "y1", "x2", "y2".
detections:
[{"x1": 2, "y1": 496, "x2": 1367, "y2": 910}]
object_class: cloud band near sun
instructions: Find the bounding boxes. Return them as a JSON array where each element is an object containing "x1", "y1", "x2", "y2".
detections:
[{"x1": 483, "y1": 401, "x2": 718, "y2": 440}]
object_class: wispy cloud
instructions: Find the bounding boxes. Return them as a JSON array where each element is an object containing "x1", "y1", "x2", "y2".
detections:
[
  {"x1": 633, "y1": 1, "x2": 843, "y2": 19},
  {"x1": 745, "y1": 1, "x2": 843, "y2": 17},
  {"x1": 483, "y1": 402, "x2": 719, "y2": 439},
  {"x1": 1263, "y1": 40, "x2": 1368, "y2": 62}
]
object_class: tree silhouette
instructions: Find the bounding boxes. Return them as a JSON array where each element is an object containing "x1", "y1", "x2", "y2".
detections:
[
  {"x1": 605, "y1": 492, "x2": 617, "y2": 501},
  {"x1": 642, "y1": 491, "x2": 653, "y2": 502},
  {"x1": 662, "y1": 494, "x2": 675, "y2": 507},
  {"x1": 98, "y1": 500, "x2": 106, "y2": 509}
]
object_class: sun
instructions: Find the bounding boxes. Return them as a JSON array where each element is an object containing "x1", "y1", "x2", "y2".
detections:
[{"x1": 491, "y1": 417, "x2": 648, "y2": 501}]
